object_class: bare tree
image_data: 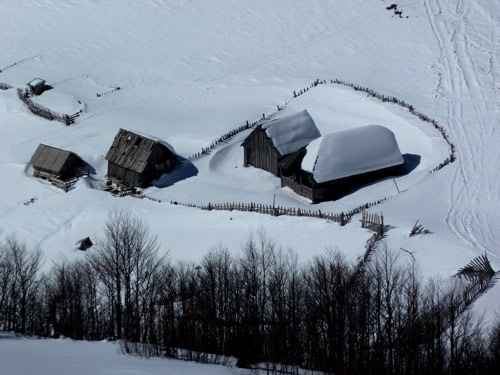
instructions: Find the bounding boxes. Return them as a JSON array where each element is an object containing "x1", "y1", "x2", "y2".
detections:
[{"x1": 90, "y1": 209, "x2": 163, "y2": 341}]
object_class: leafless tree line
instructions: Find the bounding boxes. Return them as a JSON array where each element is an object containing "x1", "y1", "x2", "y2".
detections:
[{"x1": 0, "y1": 211, "x2": 499, "y2": 374}]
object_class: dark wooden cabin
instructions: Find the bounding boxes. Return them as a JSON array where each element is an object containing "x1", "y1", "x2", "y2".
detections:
[
  {"x1": 280, "y1": 125, "x2": 405, "y2": 202},
  {"x1": 30, "y1": 144, "x2": 84, "y2": 181},
  {"x1": 241, "y1": 110, "x2": 321, "y2": 177},
  {"x1": 105, "y1": 129, "x2": 178, "y2": 188},
  {"x1": 26, "y1": 78, "x2": 47, "y2": 96}
]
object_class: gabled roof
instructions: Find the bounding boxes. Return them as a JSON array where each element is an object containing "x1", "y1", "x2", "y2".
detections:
[
  {"x1": 302, "y1": 125, "x2": 404, "y2": 183},
  {"x1": 262, "y1": 110, "x2": 321, "y2": 155},
  {"x1": 105, "y1": 129, "x2": 175, "y2": 174},
  {"x1": 30, "y1": 144, "x2": 80, "y2": 174}
]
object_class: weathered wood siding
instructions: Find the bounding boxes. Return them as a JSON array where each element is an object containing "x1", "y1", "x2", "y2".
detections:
[
  {"x1": 33, "y1": 153, "x2": 83, "y2": 180},
  {"x1": 107, "y1": 144, "x2": 177, "y2": 187},
  {"x1": 243, "y1": 127, "x2": 281, "y2": 176},
  {"x1": 108, "y1": 162, "x2": 142, "y2": 187},
  {"x1": 141, "y1": 143, "x2": 177, "y2": 186},
  {"x1": 281, "y1": 175, "x2": 314, "y2": 200},
  {"x1": 283, "y1": 164, "x2": 403, "y2": 203},
  {"x1": 312, "y1": 164, "x2": 403, "y2": 202}
]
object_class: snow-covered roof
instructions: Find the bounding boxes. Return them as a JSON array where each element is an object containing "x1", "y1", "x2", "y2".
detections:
[
  {"x1": 129, "y1": 128, "x2": 176, "y2": 154},
  {"x1": 263, "y1": 110, "x2": 321, "y2": 155},
  {"x1": 302, "y1": 125, "x2": 404, "y2": 183},
  {"x1": 27, "y1": 78, "x2": 45, "y2": 87}
]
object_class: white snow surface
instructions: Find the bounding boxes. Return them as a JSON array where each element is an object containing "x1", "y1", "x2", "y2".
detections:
[
  {"x1": 0, "y1": 333, "x2": 243, "y2": 375},
  {"x1": 302, "y1": 125, "x2": 404, "y2": 183},
  {"x1": 0, "y1": 0, "x2": 499, "y2": 329},
  {"x1": 263, "y1": 109, "x2": 321, "y2": 155},
  {"x1": 127, "y1": 128, "x2": 177, "y2": 154}
]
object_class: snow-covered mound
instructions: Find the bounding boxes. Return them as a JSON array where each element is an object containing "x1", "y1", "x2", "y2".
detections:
[
  {"x1": 263, "y1": 109, "x2": 321, "y2": 155},
  {"x1": 30, "y1": 89, "x2": 82, "y2": 115},
  {"x1": 302, "y1": 125, "x2": 404, "y2": 183}
]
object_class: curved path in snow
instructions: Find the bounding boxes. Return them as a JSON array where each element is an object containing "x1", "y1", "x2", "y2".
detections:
[{"x1": 424, "y1": 0, "x2": 500, "y2": 259}]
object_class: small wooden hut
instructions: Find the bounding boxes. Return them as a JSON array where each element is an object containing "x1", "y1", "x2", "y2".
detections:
[
  {"x1": 105, "y1": 129, "x2": 178, "y2": 188},
  {"x1": 30, "y1": 144, "x2": 84, "y2": 181},
  {"x1": 26, "y1": 78, "x2": 47, "y2": 96},
  {"x1": 241, "y1": 110, "x2": 321, "y2": 176},
  {"x1": 281, "y1": 125, "x2": 405, "y2": 202}
]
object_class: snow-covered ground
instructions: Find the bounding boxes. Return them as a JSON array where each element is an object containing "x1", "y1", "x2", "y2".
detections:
[
  {"x1": 0, "y1": 0, "x2": 499, "y2": 334},
  {"x1": 0, "y1": 333, "x2": 243, "y2": 375}
]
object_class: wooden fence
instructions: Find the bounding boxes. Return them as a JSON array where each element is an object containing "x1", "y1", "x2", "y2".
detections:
[
  {"x1": 0, "y1": 55, "x2": 37, "y2": 73},
  {"x1": 168, "y1": 199, "x2": 388, "y2": 226},
  {"x1": 96, "y1": 86, "x2": 121, "y2": 97},
  {"x1": 188, "y1": 119, "x2": 260, "y2": 160},
  {"x1": 281, "y1": 175, "x2": 314, "y2": 201},
  {"x1": 171, "y1": 200, "x2": 348, "y2": 224},
  {"x1": 361, "y1": 211, "x2": 384, "y2": 235},
  {"x1": 35, "y1": 170, "x2": 89, "y2": 192},
  {"x1": 17, "y1": 88, "x2": 82, "y2": 125},
  {"x1": 359, "y1": 212, "x2": 385, "y2": 265}
]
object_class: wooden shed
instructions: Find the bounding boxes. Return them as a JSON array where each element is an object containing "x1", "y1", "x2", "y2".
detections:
[
  {"x1": 26, "y1": 78, "x2": 47, "y2": 96},
  {"x1": 105, "y1": 129, "x2": 178, "y2": 188},
  {"x1": 281, "y1": 125, "x2": 405, "y2": 202},
  {"x1": 30, "y1": 144, "x2": 84, "y2": 179},
  {"x1": 241, "y1": 110, "x2": 321, "y2": 176}
]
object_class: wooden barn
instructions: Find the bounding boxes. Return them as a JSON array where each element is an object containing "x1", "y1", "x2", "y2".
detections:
[
  {"x1": 281, "y1": 125, "x2": 405, "y2": 202},
  {"x1": 26, "y1": 78, "x2": 47, "y2": 96},
  {"x1": 105, "y1": 129, "x2": 178, "y2": 188},
  {"x1": 241, "y1": 110, "x2": 321, "y2": 176},
  {"x1": 30, "y1": 144, "x2": 85, "y2": 189}
]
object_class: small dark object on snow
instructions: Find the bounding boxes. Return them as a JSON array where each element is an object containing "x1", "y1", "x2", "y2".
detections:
[
  {"x1": 26, "y1": 78, "x2": 48, "y2": 96},
  {"x1": 409, "y1": 220, "x2": 430, "y2": 237},
  {"x1": 79, "y1": 237, "x2": 93, "y2": 251}
]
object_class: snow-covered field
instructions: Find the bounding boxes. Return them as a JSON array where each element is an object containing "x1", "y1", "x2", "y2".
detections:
[
  {"x1": 1, "y1": 0, "x2": 500, "y2": 361},
  {"x1": 0, "y1": 332, "x2": 243, "y2": 375}
]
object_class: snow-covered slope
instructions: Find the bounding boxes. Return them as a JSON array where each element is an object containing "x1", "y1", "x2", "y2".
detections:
[
  {"x1": 0, "y1": 333, "x2": 242, "y2": 375},
  {"x1": 1, "y1": 0, "x2": 499, "y2": 324}
]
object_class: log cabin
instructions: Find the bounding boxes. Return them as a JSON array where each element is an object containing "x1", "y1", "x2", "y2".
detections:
[
  {"x1": 241, "y1": 110, "x2": 321, "y2": 176},
  {"x1": 105, "y1": 129, "x2": 178, "y2": 188},
  {"x1": 281, "y1": 125, "x2": 405, "y2": 202}
]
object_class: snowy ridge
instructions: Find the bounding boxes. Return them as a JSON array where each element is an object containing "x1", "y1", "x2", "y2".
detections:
[
  {"x1": 263, "y1": 109, "x2": 321, "y2": 155},
  {"x1": 302, "y1": 125, "x2": 404, "y2": 183}
]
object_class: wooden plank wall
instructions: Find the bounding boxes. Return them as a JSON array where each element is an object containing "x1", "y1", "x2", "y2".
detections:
[{"x1": 244, "y1": 128, "x2": 280, "y2": 176}]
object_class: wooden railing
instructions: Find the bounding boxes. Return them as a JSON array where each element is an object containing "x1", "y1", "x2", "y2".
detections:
[{"x1": 17, "y1": 88, "x2": 82, "y2": 125}]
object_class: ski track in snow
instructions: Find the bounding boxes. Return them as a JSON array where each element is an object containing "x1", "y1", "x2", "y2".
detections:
[{"x1": 425, "y1": 0, "x2": 500, "y2": 260}]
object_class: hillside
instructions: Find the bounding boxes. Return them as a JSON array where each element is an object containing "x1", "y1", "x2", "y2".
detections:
[{"x1": 0, "y1": 0, "x2": 499, "y2": 338}]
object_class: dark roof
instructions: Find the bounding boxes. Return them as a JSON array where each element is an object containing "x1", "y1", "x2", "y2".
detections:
[
  {"x1": 30, "y1": 144, "x2": 79, "y2": 173},
  {"x1": 105, "y1": 129, "x2": 174, "y2": 173}
]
